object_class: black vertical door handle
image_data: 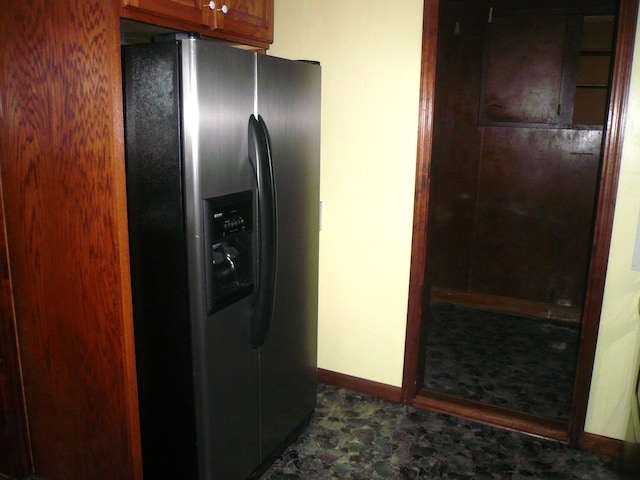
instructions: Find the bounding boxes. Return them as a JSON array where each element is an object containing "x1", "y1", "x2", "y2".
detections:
[{"x1": 248, "y1": 114, "x2": 277, "y2": 348}]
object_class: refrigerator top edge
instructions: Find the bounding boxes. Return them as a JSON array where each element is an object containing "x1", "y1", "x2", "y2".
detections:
[{"x1": 150, "y1": 34, "x2": 321, "y2": 68}]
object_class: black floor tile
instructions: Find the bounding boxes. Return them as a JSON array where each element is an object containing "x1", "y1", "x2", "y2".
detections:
[
  {"x1": 423, "y1": 302, "x2": 579, "y2": 419},
  {"x1": 262, "y1": 384, "x2": 625, "y2": 479}
]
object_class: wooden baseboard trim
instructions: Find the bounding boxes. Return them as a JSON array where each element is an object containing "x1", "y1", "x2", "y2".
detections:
[
  {"x1": 431, "y1": 288, "x2": 581, "y2": 323},
  {"x1": 413, "y1": 389, "x2": 569, "y2": 443},
  {"x1": 317, "y1": 368, "x2": 403, "y2": 403},
  {"x1": 582, "y1": 432, "x2": 626, "y2": 458}
]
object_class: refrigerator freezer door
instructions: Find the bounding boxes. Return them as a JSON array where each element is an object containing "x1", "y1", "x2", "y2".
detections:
[
  {"x1": 182, "y1": 39, "x2": 261, "y2": 479},
  {"x1": 256, "y1": 54, "x2": 321, "y2": 460}
]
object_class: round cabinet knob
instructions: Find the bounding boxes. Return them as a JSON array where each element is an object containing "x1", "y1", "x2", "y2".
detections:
[
  {"x1": 205, "y1": 1, "x2": 215, "y2": 9},
  {"x1": 219, "y1": 4, "x2": 228, "y2": 13}
]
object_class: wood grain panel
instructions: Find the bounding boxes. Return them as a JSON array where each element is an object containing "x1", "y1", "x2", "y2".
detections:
[
  {"x1": 481, "y1": 15, "x2": 567, "y2": 125},
  {"x1": 429, "y1": 4, "x2": 601, "y2": 310},
  {"x1": 1, "y1": 1, "x2": 142, "y2": 478},
  {"x1": 414, "y1": 388, "x2": 569, "y2": 443},
  {"x1": 0, "y1": 185, "x2": 32, "y2": 476},
  {"x1": 218, "y1": 0, "x2": 274, "y2": 43},
  {"x1": 428, "y1": 3, "x2": 485, "y2": 291},
  {"x1": 431, "y1": 288, "x2": 582, "y2": 323},
  {"x1": 120, "y1": 0, "x2": 273, "y2": 48},
  {"x1": 401, "y1": 0, "x2": 440, "y2": 403},
  {"x1": 470, "y1": 127, "x2": 601, "y2": 307},
  {"x1": 122, "y1": 0, "x2": 212, "y2": 28}
]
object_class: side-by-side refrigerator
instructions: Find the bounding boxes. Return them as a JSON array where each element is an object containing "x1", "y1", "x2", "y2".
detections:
[{"x1": 122, "y1": 35, "x2": 320, "y2": 479}]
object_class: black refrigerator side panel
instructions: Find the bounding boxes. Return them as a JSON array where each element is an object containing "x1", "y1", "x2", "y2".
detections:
[{"x1": 122, "y1": 42, "x2": 199, "y2": 480}]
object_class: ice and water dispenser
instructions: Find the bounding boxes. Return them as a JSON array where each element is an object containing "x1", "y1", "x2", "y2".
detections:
[{"x1": 204, "y1": 190, "x2": 254, "y2": 314}]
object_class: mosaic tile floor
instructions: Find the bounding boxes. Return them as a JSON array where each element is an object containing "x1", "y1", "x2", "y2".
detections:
[
  {"x1": 423, "y1": 302, "x2": 579, "y2": 419},
  {"x1": 262, "y1": 384, "x2": 627, "y2": 479}
]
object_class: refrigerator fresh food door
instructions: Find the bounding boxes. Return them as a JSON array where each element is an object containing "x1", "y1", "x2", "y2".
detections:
[
  {"x1": 247, "y1": 114, "x2": 277, "y2": 349},
  {"x1": 256, "y1": 54, "x2": 321, "y2": 461},
  {"x1": 182, "y1": 39, "x2": 261, "y2": 479}
]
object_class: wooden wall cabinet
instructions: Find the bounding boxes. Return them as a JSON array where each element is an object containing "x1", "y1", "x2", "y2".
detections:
[
  {"x1": 480, "y1": 13, "x2": 614, "y2": 128},
  {"x1": 121, "y1": 0, "x2": 274, "y2": 48},
  {"x1": 215, "y1": 0, "x2": 273, "y2": 44},
  {"x1": 122, "y1": 0, "x2": 213, "y2": 29}
]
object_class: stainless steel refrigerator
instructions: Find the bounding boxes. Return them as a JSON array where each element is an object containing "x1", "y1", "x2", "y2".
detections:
[{"x1": 122, "y1": 35, "x2": 320, "y2": 479}]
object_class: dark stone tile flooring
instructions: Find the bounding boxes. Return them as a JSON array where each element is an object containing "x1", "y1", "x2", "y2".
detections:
[
  {"x1": 262, "y1": 384, "x2": 626, "y2": 479},
  {"x1": 423, "y1": 302, "x2": 579, "y2": 419}
]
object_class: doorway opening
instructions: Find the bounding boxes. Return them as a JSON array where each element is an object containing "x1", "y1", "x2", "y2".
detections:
[{"x1": 403, "y1": 0, "x2": 639, "y2": 447}]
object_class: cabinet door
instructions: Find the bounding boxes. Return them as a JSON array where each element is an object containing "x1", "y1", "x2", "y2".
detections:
[
  {"x1": 214, "y1": 0, "x2": 273, "y2": 44},
  {"x1": 122, "y1": 0, "x2": 212, "y2": 29},
  {"x1": 480, "y1": 15, "x2": 568, "y2": 126}
]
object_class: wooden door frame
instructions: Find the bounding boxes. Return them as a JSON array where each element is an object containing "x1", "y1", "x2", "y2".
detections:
[{"x1": 402, "y1": 0, "x2": 639, "y2": 448}]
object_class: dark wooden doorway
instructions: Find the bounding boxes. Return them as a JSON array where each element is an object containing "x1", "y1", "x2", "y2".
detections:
[{"x1": 402, "y1": 0, "x2": 639, "y2": 447}]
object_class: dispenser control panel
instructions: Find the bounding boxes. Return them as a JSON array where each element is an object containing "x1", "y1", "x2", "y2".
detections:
[
  {"x1": 212, "y1": 197, "x2": 252, "y2": 239},
  {"x1": 204, "y1": 190, "x2": 254, "y2": 314}
]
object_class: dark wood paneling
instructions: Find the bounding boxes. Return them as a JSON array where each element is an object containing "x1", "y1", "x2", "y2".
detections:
[
  {"x1": 431, "y1": 288, "x2": 581, "y2": 323},
  {"x1": 0, "y1": 186, "x2": 32, "y2": 476},
  {"x1": 0, "y1": 1, "x2": 142, "y2": 478},
  {"x1": 428, "y1": 3, "x2": 485, "y2": 291},
  {"x1": 481, "y1": 15, "x2": 567, "y2": 125},
  {"x1": 470, "y1": 127, "x2": 601, "y2": 307},
  {"x1": 430, "y1": 5, "x2": 602, "y2": 311}
]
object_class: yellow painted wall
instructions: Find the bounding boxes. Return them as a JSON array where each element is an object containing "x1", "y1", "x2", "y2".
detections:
[
  {"x1": 271, "y1": 1, "x2": 640, "y2": 441},
  {"x1": 270, "y1": 0, "x2": 424, "y2": 386}
]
